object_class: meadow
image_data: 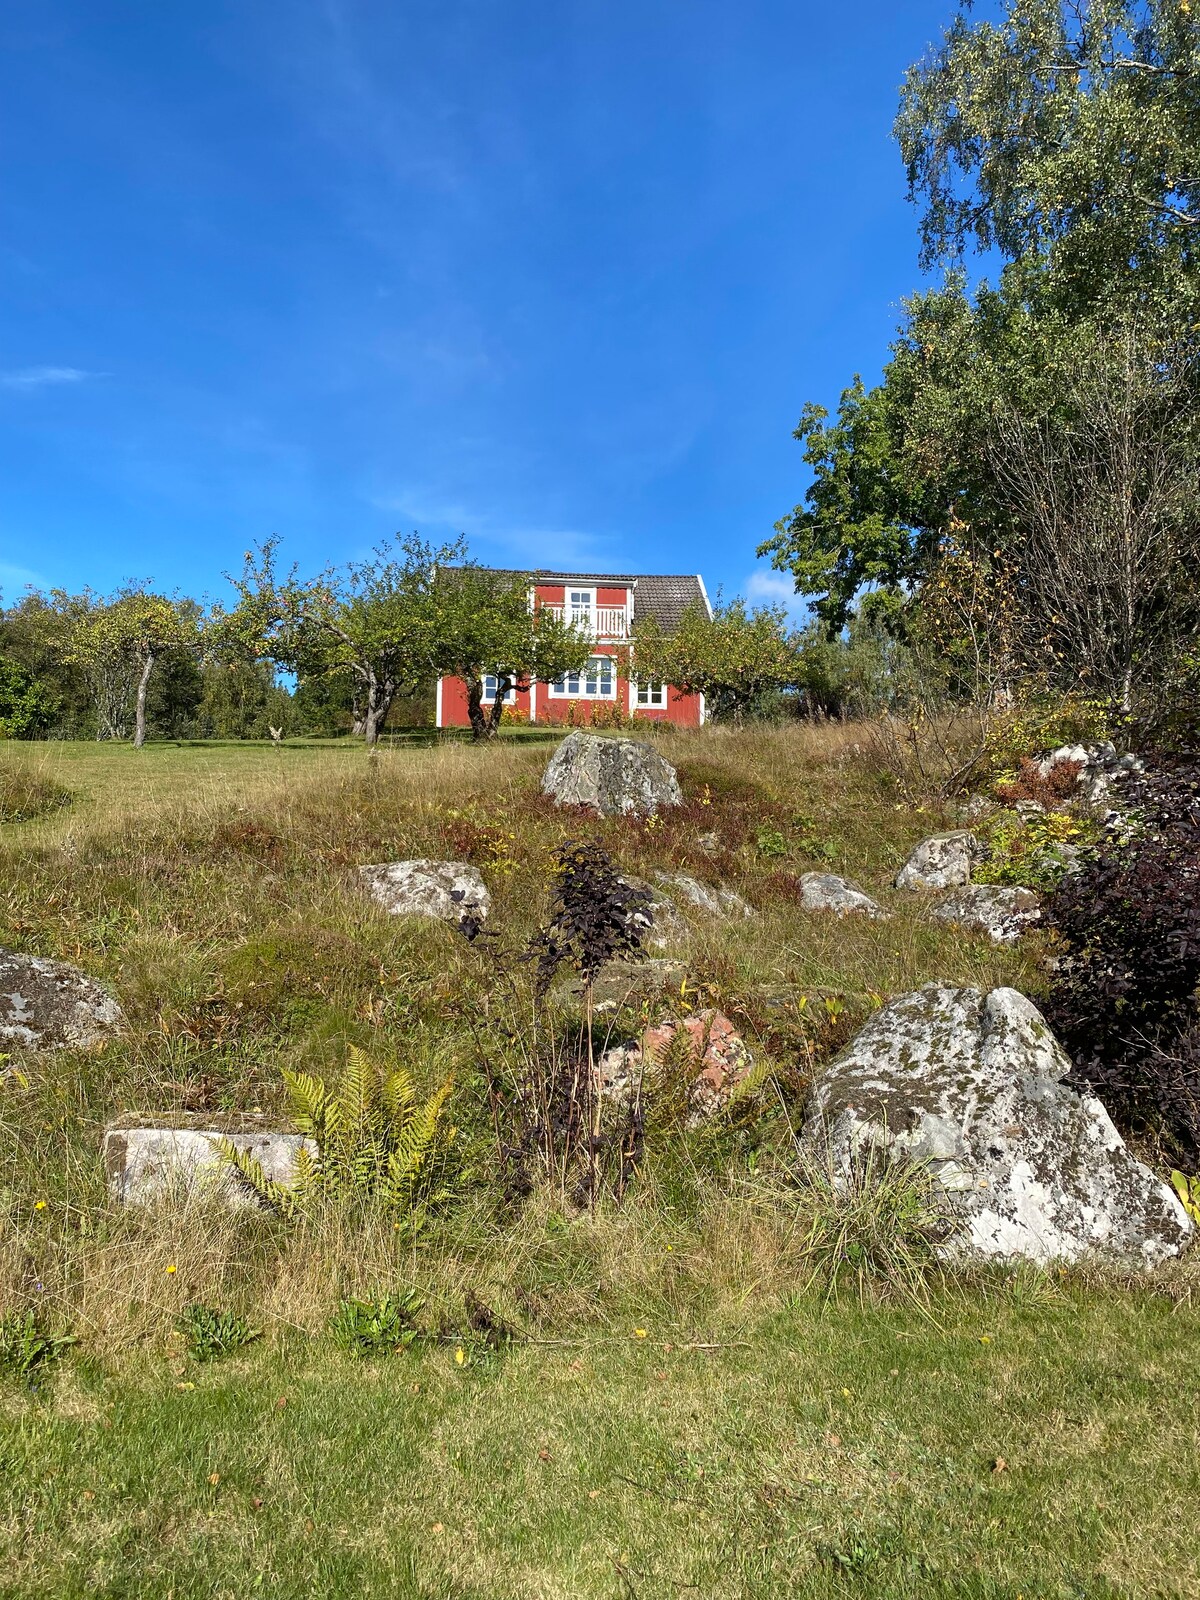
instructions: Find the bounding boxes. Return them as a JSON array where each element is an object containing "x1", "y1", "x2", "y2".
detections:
[{"x1": 1, "y1": 728, "x2": 1197, "y2": 1599}]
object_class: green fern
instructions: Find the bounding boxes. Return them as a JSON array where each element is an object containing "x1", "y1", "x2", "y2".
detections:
[{"x1": 219, "y1": 1047, "x2": 455, "y2": 1221}]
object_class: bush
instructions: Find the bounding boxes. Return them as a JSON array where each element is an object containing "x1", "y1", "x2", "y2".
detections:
[
  {"x1": 974, "y1": 808, "x2": 1098, "y2": 893},
  {"x1": 1044, "y1": 758, "x2": 1200, "y2": 1163}
]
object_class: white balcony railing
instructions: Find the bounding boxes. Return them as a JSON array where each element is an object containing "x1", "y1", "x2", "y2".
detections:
[{"x1": 542, "y1": 604, "x2": 629, "y2": 640}]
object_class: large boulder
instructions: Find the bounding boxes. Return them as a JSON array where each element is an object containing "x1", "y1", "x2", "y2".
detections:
[
  {"x1": 799, "y1": 984, "x2": 1191, "y2": 1267},
  {"x1": 895, "y1": 831, "x2": 986, "y2": 891},
  {"x1": 104, "y1": 1123, "x2": 313, "y2": 1208},
  {"x1": 653, "y1": 871, "x2": 756, "y2": 919},
  {"x1": 359, "y1": 860, "x2": 490, "y2": 926},
  {"x1": 798, "y1": 872, "x2": 889, "y2": 920},
  {"x1": 931, "y1": 884, "x2": 1041, "y2": 944},
  {"x1": 0, "y1": 950, "x2": 123, "y2": 1051},
  {"x1": 541, "y1": 732, "x2": 682, "y2": 818}
]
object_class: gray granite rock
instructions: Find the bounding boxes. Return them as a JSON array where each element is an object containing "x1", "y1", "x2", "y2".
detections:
[
  {"x1": 895, "y1": 831, "x2": 986, "y2": 891},
  {"x1": 800, "y1": 984, "x2": 1192, "y2": 1267},
  {"x1": 931, "y1": 884, "x2": 1041, "y2": 944},
  {"x1": 359, "y1": 860, "x2": 490, "y2": 925},
  {"x1": 541, "y1": 732, "x2": 682, "y2": 817},
  {"x1": 798, "y1": 872, "x2": 889, "y2": 920},
  {"x1": 653, "y1": 871, "x2": 756, "y2": 919},
  {"x1": 622, "y1": 877, "x2": 689, "y2": 950},
  {"x1": 0, "y1": 950, "x2": 123, "y2": 1051}
]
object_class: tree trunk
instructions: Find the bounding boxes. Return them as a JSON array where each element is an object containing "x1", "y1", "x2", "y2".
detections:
[
  {"x1": 362, "y1": 676, "x2": 396, "y2": 747},
  {"x1": 133, "y1": 651, "x2": 155, "y2": 749},
  {"x1": 485, "y1": 675, "x2": 515, "y2": 739},
  {"x1": 466, "y1": 678, "x2": 489, "y2": 742}
]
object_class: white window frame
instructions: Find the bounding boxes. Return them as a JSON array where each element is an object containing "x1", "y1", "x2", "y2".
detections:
[
  {"x1": 548, "y1": 653, "x2": 617, "y2": 700},
  {"x1": 566, "y1": 587, "x2": 595, "y2": 627},
  {"x1": 633, "y1": 680, "x2": 667, "y2": 709},
  {"x1": 481, "y1": 673, "x2": 517, "y2": 704}
]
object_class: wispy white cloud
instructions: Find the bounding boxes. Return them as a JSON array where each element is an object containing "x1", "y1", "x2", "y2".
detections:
[
  {"x1": 368, "y1": 486, "x2": 613, "y2": 572},
  {"x1": 0, "y1": 365, "x2": 95, "y2": 390},
  {"x1": 0, "y1": 559, "x2": 49, "y2": 596},
  {"x1": 743, "y1": 566, "x2": 810, "y2": 623}
]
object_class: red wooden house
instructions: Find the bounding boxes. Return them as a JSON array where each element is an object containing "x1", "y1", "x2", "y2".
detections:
[{"x1": 435, "y1": 570, "x2": 711, "y2": 729}]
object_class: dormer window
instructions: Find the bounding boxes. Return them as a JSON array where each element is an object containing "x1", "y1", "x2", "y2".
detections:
[{"x1": 567, "y1": 588, "x2": 594, "y2": 625}]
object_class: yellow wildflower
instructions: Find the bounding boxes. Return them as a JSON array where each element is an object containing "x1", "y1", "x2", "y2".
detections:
[
  {"x1": 34, "y1": 1200, "x2": 46, "y2": 1211},
  {"x1": 165, "y1": 1264, "x2": 178, "y2": 1274},
  {"x1": 454, "y1": 1347, "x2": 465, "y2": 1366},
  {"x1": 634, "y1": 1328, "x2": 648, "y2": 1339}
]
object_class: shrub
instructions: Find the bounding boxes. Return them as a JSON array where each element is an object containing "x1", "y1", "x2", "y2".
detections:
[
  {"x1": 176, "y1": 1303, "x2": 262, "y2": 1362},
  {"x1": 330, "y1": 1290, "x2": 424, "y2": 1357},
  {"x1": 993, "y1": 754, "x2": 1083, "y2": 808},
  {"x1": 974, "y1": 808, "x2": 1098, "y2": 892},
  {"x1": 1043, "y1": 758, "x2": 1200, "y2": 1163},
  {"x1": 0, "y1": 1309, "x2": 77, "y2": 1386}
]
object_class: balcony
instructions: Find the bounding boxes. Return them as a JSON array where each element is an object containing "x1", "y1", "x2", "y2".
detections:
[{"x1": 542, "y1": 604, "x2": 629, "y2": 640}]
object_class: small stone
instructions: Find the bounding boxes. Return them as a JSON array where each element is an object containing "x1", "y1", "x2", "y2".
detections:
[
  {"x1": 696, "y1": 832, "x2": 721, "y2": 854},
  {"x1": 895, "y1": 831, "x2": 986, "y2": 891},
  {"x1": 652, "y1": 872, "x2": 756, "y2": 919},
  {"x1": 931, "y1": 884, "x2": 1041, "y2": 944},
  {"x1": 621, "y1": 877, "x2": 689, "y2": 950},
  {"x1": 358, "y1": 860, "x2": 490, "y2": 925},
  {"x1": 0, "y1": 949, "x2": 123, "y2": 1052},
  {"x1": 798, "y1": 872, "x2": 889, "y2": 920},
  {"x1": 540, "y1": 732, "x2": 682, "y2": 817}
]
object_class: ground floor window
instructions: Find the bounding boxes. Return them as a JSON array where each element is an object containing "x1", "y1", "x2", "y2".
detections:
[
  {"x1": 634, "y1": 681, "x2": 667, "y2": 708},
  {"x1": 481, "y1": 674, "x2": 516, "y2": 703},
  {"x1": 550, "y1": 655, "x2": 615, "y2": 698}
]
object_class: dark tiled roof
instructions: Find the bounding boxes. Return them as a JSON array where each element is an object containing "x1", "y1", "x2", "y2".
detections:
[{"x1": 478, "y1": 569, "x2": 710, "y2": 630}]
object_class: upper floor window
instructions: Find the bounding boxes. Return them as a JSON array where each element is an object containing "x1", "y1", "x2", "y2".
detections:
[{"x1": 567, "y1": 588, "x2": 594, "y2": 625}]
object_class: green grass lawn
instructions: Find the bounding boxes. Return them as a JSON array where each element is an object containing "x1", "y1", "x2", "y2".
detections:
[{"x1": 1, "y1": 728, "x2": 1197, "y2": 1597}]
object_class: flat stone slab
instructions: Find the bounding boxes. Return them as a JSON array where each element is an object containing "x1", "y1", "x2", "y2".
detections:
[
  {"x1": 800, "y1": 984, "x2": 1192, "y2": 1268},
  {"x1": 541, "y1": 731, "x2": 682, "y2": 817},
  {"x1": 0, "y1": 949, "x2": 123, "y2": 1051},
  {"x1": 359, "y1": 860, "x2": 490, "y2": 924},
  {"x1": 104, "y1": 1124, "x2": 314, "y2": 1208},
  {"x1": 798, "y1": 872, "x2": 888, "y2": 920}
]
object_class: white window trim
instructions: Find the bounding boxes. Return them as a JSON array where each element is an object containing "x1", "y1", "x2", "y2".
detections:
[
  {"x1": 632, "y1": 680, "x2": 667, "y2": 709},
  {"x1": 548, "y1": 653, "x2": 618, "y2": 700},
  {"x1": 481, "y1": 674, "x2": 517, "y2": 705},
  {"x1": 566, "y1": 586, "x2": 595, "y2": 627}
]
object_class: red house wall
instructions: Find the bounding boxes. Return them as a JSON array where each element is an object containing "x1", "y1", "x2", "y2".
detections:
[{"x1": 435, "y1": 579, "x2": 705, "y2": 729}]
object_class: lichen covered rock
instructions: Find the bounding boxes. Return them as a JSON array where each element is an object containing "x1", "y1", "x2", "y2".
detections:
[
  {"x1": 0, "y1": 950, "x2": 123, "y2": 1051},
  {"x1": 931, "y1": 884, "x2": 1041, "y2": 944},
  {"x1": 359, "y1": 860, "x2": 490, "y2": 925},
  {"x1": 798, "y1": 872, "x2": 888, "y2": 920},
  {"x1": 653, "y1": 871, "x2": 756, "y2": 919},
  {"x1": 541, "y1": 732, "x2": 682, "y2": 817},
  {"x1": 895, "y1": 831, "x2": 986, "y2": 891},
  {"x1": 800, "y1": 984, "x2": 1191, "y2": 1267},
  {"x1": 104, "y1": 1124, "x2": 314, "y2": 1208}
]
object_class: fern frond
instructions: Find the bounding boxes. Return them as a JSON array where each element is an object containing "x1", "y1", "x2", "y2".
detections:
[
  {"x1": 281, "y1": 1070, "x2": 331, "y2": 1138},
  {"x1": 341, "y1": 1044, "x2": 380, "y2": 1137},
  {"x1": 381, "y1": 1065, "x2": 415, "y2": 1129},
  {"x1": 215, "y1": 1137, "x2": 301, "y2": 1221},
  {"x1": 723, "y1": 1059, "x2": 772, "y2": 1111}
]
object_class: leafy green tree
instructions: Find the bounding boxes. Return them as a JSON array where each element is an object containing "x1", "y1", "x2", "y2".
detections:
[
  {"x1": 429, "y1": 566, "x2": 590, "y2": 740},
  {"x1": 631, "y1": 599, "x2": 803, "y2": 725},
  {"x1": 56, "y1": 589, "x2": 203, "y2": 747},
  {"x1": 220, "y1": 536, "x2": 456, "y2": 747},
  {"x1": 0, "y1": 655, "x2": 59, "y2": 738},
  {"x1": 0, "y1": 592, "x2": 91, "y2": 736},
  {"x1": 896, "y1": 0, "x2": 1200, "y2": 314}
]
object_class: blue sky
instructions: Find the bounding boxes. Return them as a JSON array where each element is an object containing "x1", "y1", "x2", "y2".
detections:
[{"x1": 1, "y1": 0, "x2": 955, "y2": 617}]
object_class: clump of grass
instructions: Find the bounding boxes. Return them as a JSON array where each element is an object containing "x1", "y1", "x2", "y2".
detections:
[
  {"x1": 0, "y1": 762, "x2": 72, "y2": 823},
  {"x1": 793, "y1": 1143, "x2": 953, "y2": 1306}
]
